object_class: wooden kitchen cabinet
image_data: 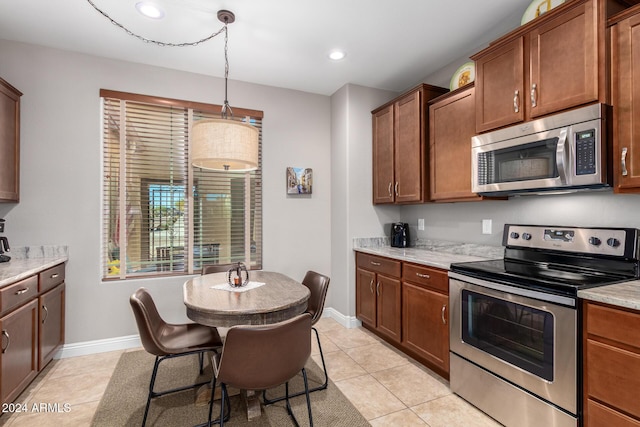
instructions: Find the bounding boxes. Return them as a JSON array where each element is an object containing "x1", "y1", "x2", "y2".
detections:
[
  {"x1": 610, "y1": 5, "x2": 640, "y2": 192},
  {"x1": 583, "y1": 300, "x2": 640, "y2": 426},
  {"x1": 0, "y1": 77, "x2": 21, "y2": 202},
  {"x1": 429, "y1": 84, "x2": 484, "y2": 202},
  {"x1": 372, "y1": 84, "x2": 447, "y2": 204},
  {"x1": 402, "y1": 262, "x2": 449, "y2": 378},
  {"x1": 473, "y1": 0, "x2": 606, "y2": 133},
  {"x1": 355, "y1": 252, "x2": 402, "y2": 342}
]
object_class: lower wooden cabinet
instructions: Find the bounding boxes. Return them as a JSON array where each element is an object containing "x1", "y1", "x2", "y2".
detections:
[
  {"x1": 39, "y1": 283, "x2": 65, "y2": 370},
  {"x1": 583, "y1": 300, "x2": 640, "y2": 426},
  {"x1": 355, "y1": 252, "x2": 450, "y2": 377}
]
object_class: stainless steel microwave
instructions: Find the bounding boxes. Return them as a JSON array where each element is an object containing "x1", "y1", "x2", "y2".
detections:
[{"x1": 471, "y1": 103, "x2": 610, "y2": 196}]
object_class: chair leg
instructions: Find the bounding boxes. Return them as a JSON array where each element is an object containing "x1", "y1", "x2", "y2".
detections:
[
  {"x1": 142, "y1": 356, "x2": 161, "y2": 427},
  {"x1": 262, "y1": 327, "x2": 328, "y2": 405},
  {"x1": 199, "y1": 351, "x2": 205, "y2": 375},
  {"x1": 284, "y1": 381, "x2": 301, "y2": 427},
  {"x1": 219, "y1": 384, "x2": 227, "y2": 427},
  {"x1": 302, "y1": 368, "x2": 314, "y2": 427}
]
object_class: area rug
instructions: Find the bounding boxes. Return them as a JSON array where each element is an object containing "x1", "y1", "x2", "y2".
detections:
[{"x1": 91, "y1": 350, "x2": 370, "y2": 426}]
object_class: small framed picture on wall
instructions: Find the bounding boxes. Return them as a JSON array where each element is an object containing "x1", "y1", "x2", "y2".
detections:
[{"x1": 286, "y1": 167, "x2": 313, "y2": 194}]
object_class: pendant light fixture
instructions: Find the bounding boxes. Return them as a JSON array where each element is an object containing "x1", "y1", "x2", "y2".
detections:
[{"x1": 191, "y1": 10, "x2": 259, "y2": 172}]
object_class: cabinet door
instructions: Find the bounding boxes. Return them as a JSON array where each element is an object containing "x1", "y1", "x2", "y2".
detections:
[
  {"x1": 372, "y1": 105, "x2": 395, "y2": 204},
  {"x1": 0, "y1": 299, "x2": 38, "y2": 404},
  {"x1": 356, "y1": 268, "x2": 376, "y2": 327},
  {"x1": 376, "y1": 274, "x2": 401, "y2": 342},
  {"x1": 529, "y1": 0, "x2": 598, "y2": 118},
  {"x1": 402, "y1": 282, "x2": 449, "y2": 374},
  {"x1": 613, "y1": 13, "x2": 640, "y2": 191},
  {"x1": 430, "y1": 86, "x2": 481, "y2": 201},
  {"x1": 0, "y1": 78, "x2": 21, "y2": 202},
  {"x1": 394, "y1": 91, "x2": 424, "y2": 203},
  {"x1": 475, "y1": 37, "x2": 525, "y2": 132},
  {"x1": 39, "y1": 283, "x2": 65, "y2": 370}
]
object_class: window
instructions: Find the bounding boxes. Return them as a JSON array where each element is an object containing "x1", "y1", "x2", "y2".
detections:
[{"x1": 101, "y1": 90, "x2": 263, "y2": 279}]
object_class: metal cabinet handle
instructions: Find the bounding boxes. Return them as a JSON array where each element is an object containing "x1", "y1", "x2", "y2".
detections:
[
  {"x1": 370, "y1": 261, "x2": 381, "y2": 266},
  {"x1": 441, "y1": 305, "x2": 447, "y2": 325},
  {"x1": 369, "y1": 279, "x2": 374, "y2": 294},
  {"x1": 376, "y1": 281, "x2": 380, "y2": 296},
  {"x1": 622, "y1": 147, "x2": 628, "y2": 176},
  {"x1": 513, "y1": 90, "x2": 519, "y2": 113},
  {"x1": 530, "y1": 83, "x2": 537, "y2": 108},
  {"x1": 42, "y1": 305, "x2": 49, "y2": 324},
  {"x1": 416, "y1": 273, "x2": 430, "y2": 279},
  {"x1": 388, "y1": 182, "x2": 392, "y2": 198},
  {"x1": 394, "y1": 182, "x2": 399, "y2": 196},
  {"x1": 51, "y1": 273, "x2": 59, "y2": 279},
  {"x1": 14, "y1": 288, "x2": 29, "y2": 296},
  {"x1": 2, "y1": 330, "x2": 9, "y2": 354}
]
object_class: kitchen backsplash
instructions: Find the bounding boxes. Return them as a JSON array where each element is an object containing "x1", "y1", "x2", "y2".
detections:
[
  {"x1": 353, "y1": 237, "x2": 503, "y2": 259},
  {"x1": 9, "y1": 245, "x2": 69, "y2": 259}
]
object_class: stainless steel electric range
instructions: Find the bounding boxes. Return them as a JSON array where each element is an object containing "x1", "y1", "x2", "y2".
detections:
[{"x1": 448, "y1": 224, "x2": 640, "y2": 427}]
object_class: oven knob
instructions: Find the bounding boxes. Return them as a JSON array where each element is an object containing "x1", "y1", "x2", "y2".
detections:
[
  {"x1": 522, "y1": 233, "x2": 532, "y2": 241},
  {"x1": 589, "y1": 237, "x2": 601, "y2": 246},
  {"x1": 510, "y1": 232, "x2": 520, "y2": 239},
  {"x1": 607, "y1": 238, "x2": 621, "y2": 248}
]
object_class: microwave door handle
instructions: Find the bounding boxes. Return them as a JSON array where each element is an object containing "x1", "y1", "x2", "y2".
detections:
[{"x1": 556, "y1": 128, "x2": 569, "y2": 183}]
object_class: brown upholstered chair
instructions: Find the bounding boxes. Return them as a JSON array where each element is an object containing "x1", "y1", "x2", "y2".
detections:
[
  {"x1": 201, "y1": 263, "x2": 236, "y2": 275},
  {"x1": 129, "y1": 288, "x2": 223, "y2": 427},
  {"x1": 263, "y1": 270, "x2": 330, "y2": 404},
  {"x1": 207, "y1": 313, "x2": 314, "y2": 427}
]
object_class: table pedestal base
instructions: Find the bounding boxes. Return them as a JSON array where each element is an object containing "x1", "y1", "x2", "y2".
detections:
[{"x1": 242, "y1": 389, "x2": 262, "y2": 420}]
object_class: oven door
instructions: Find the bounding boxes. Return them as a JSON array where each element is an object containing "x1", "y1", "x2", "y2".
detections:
[{"x1": 449, "y1": 273, "x2": 577, "y2": 415}]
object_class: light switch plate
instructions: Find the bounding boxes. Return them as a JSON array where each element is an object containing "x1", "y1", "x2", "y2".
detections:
[
  {"x1": 418, "y1": 218, "x2": 425, "y2": 231},
  {"x1": 482, "y1": 219, "x2": 492, "y2": 235}
]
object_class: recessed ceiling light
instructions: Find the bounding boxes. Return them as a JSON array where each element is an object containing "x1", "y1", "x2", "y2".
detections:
[
  {"x1": 328, "y1": 50, "x2": 346, "y2": 61},
  {"x1": 135, "y1": 2, "x2": 165, "y2": 19}
]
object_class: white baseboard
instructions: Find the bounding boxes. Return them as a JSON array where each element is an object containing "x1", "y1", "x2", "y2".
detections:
[{"x1": 56, "y1": 307, "x2": 360, "y2": 359}]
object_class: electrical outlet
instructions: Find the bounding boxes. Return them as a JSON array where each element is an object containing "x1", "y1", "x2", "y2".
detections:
[
  {"x1": 482, "y1": 219, "x2": 492, "y2": 235},
  {"x1": 418, "y1": 218, "x2": 425, "y2": 231}
]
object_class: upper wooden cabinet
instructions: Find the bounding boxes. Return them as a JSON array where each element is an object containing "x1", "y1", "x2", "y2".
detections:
[
  {"x1": 429, "y1": 84, "x2": 485, "y2": 202},
  {"x1": 372, "y1": 84, "x2": 447, "y2": 204},
  {"x1": 473, "y1": 0, "x2": 608, "y2": 133},
  {"x1": 610, "y1": 4, "x2": 640, "y2": 192},
  {"x1": 0, "y1": 78, "x2": 21, "y2": 202}
]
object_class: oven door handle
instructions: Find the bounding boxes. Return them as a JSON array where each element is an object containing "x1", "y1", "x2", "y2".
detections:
[{"x1": 555, "y1": 127, "x2": 569, "y2": 184}]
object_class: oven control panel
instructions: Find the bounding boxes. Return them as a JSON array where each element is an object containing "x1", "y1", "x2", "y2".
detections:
[{"x1": 504, "y1": 225, "x2": 631, "y2": 257}]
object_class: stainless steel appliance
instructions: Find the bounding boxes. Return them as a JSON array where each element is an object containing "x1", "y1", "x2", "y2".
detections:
[
  {"x1": 0, "y1": 219, "x2": 9, "y2": 263},
  {"x1": 449, "y1": 224, "x2": 640, "y2": 427},
  {"x1": 390, "y1": 222, "x2": 409, "y2": 248},
  {"x1": 472, "y1": 103, "x2": 610, "y2": 195}
]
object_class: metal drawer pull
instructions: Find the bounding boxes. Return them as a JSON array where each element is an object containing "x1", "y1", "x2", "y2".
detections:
[
  {"x1": 42, "y1": 305, "x2": 49, "y2": 324},
  {"x1": 513, "y1": 90, "x2": 519, "y2": 113},
  {"x1": 530, "y1": 83, "x2": 537, "y2": 108},
  {"x1": 51, "y1": 273, "x2": 59, "y2": 279},
  {"x1": 2, "y1": 330, "x2": 9, "y2": 354},
  {"x1": 416, "y1": 273, "x2": 430, "y2": 279},
  {"x1": 388, "y1": 182, "x2": 392, "y2": 198},
  {"x1": 376, "y1": 281, "x2": 380, "y2": 296},
  {"x1": 14, "y1": 288, "x2": 29, "y2": 296},
  {"x1": 369, "y1": 279, "x2": 374, "y2": 293},
  {"x1": 370, "y1": 261, "x2": 381, "y2": 266},
  {"x1": 441, "y1": 305, "x2": 447, "y2": 325},
  {"x1": 394, "y1": 182, "x2": 399, "y2": 196},
  {"x1": 622, "y1": 147, "x2": 628, "y2": 176}
]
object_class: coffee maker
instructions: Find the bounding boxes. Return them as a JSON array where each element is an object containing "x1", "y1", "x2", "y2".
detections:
[{"x1": 0, "y1": 219, "x2": 10, "y2": 263}]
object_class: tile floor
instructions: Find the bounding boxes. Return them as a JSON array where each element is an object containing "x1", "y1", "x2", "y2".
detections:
[{"x1": 0, "y1": 317, "x2": 501, "y2": 426}]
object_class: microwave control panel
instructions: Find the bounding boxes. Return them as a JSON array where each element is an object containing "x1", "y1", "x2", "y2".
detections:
[{"x1": 575, "y1": 129, "x2": 596, "y2": 175}]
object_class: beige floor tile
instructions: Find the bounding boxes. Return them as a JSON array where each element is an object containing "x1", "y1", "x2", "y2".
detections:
[
  {"x1": 311, "y1": 330, "x2": 340, "y2": 356},
  {"x1": 324, "y1": 326, "x2": 379, "y2": 350},
  {"x1": 369, "y1": 408, "x2": 428, "y2": 426},
  {"x1": 311, "y1": 350, "x2": 366, "y2": 382},
  {"x1": 314, "y1": 316, "x2": 344, "y2": 333},
  {"x1": 345, "y1": 342, "x2": 411, "y2": 373},
  {"x1": 412, "y1": 394, "x2": 502, "y2": 427},
  {"x1": 48, "y1": 350, "x2": 123, "y2": 380},
  {"x1": 334, "y1": 374, "x2": 406, "y2": 420},
  {"x1": 6, "y1": 400, "x2": 99, "y2": 427},
  {"x1": 372, "y1": 363, "x2": 451, "y2": 407},
  {"x1": 27, "y1": 369, "x2": 112, "y2": 407}
]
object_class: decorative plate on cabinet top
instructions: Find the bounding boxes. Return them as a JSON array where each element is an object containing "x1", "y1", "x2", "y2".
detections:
[
  {"x1": 521, "y1": 0, "x2": 565, "y2": 25},
  {"x1": 449, "y1": 62, "x2": 475, "y2": 91}
]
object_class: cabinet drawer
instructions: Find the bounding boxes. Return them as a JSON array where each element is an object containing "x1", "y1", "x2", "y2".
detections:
[
  {"x1": 402, "y1": 263, "x2": 448, "y2": 293},
  {"x1": 39, "y1": 263, "x2": 65, "y2": 293},
  {"x1": 586, "y1": 302, "x2": 640, "y2": 349},
  {"x1": 0, "y1": 275, "x2": 38, "y2": 316},
  {"x1": 586, "y1": 340, "x2": 640, "y2": 419},
  {"x1": 356, "y1": 253, "x2": 401, "y2": 277},
  {"x1": 586, "y1": 399, "x2": 640, "y2": 427}
]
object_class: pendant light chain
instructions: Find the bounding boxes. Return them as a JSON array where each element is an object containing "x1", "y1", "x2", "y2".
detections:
[
  {"x1": 221, "y1": 21, "x2": 233, "y2": 119},
  {"x1": 86, "y1": 0, "x2": 225, "y2": 47}
]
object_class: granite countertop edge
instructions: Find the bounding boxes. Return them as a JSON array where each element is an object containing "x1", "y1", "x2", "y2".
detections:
[
  {"x1": 0, "y1": 246, "x2": 69, "y2": 288},
  {"x1": 578, "y1": 280, "x2": 640, "y2": 311}
]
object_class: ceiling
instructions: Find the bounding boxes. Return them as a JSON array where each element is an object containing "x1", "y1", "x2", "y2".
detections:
[{"x1": 0, "y1": 0, "x2": 535, "y2": 96}]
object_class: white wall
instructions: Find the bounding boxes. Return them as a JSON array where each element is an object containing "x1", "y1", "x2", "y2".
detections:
[{"x1": 0, "y1": 39, "x2": 331, "y2": 344}]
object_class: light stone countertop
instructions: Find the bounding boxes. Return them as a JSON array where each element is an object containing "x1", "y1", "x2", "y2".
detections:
[
  {"x1": 578, "y1": 280, "x2": 640, "y2": 311},
  {"x1": 0, "y1": 246, "x2": 68, "y2": 288}
]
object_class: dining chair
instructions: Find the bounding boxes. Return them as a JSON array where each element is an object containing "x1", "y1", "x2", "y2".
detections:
[
  {"x1": 263, "y1": 270, "x2": 330, "y2": 404},
  {"x1": 207, "y1": 313, "x2": 314, "y2": 427},
  {"x1": 129, "y1": 287, "x2": 223, "y2": 427},
  {"x1": 201, "y1": 263, "x2": 236, "y2": 275}
]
